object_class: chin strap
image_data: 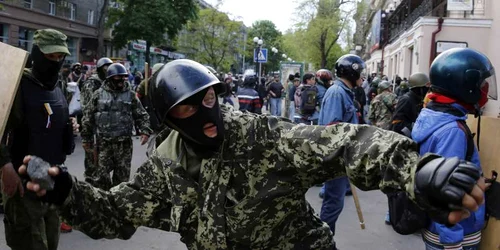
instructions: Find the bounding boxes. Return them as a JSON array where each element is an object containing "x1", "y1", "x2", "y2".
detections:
[{"x1": 474, "y1": 104, "x2": 481, "y2": 151}]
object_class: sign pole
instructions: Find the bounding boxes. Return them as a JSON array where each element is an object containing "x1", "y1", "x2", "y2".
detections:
[{"x1": 144, "y1": 62, "x2": 149, "y2": 96}]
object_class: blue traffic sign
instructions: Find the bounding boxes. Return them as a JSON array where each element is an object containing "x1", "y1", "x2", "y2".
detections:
[{"x1": 254, "y1": 48, "x2": 268, "y2": 63}]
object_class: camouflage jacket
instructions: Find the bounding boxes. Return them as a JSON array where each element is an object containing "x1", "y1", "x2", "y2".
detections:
[
  {"x1": 368, "y1": 91, "x2": 397, "y2": 130},
  {"x1": 60, "y1": 105, "x2": 431, "y2": 249},
  {"x1": 80, "y1": 74, "x2": 103, "y2": 111},
  {"x1": 80, "y1": 81, "x2": 152, "y2": 143}
]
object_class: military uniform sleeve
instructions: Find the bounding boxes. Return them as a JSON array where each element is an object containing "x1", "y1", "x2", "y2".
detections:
[
  {"x1": 131, "y1": 92, "x2": 152, "y2": 136},
  {"x1": 80, "y1": 91, "x2": 97, "y2": 143},
  {"x1": 136, "y1": 80, "x2": 146, "y2": 98},
  {"x1": 277, "y1": 123, "x2": 427, "y2": 196},
  {"x1": 59, "y1": 156, "x2": 172, "y2": 240},
  {"x1": 80, "y1": 80, "x2": 93, "y2": 110},
  {"x1": 368, "y1": 100, "x2": 378, "y2": 124}
]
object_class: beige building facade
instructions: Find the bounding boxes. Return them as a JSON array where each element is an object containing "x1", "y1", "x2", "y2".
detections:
[
  {"x1": 365, "y1": 0, "x2": 500, "y2": 116},
  {"x1": 0, "y1": 0, "x2": 105, "y2": 64}
]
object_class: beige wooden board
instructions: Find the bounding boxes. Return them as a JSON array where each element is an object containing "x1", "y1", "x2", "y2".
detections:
[
  {"x1": 0, "y1": 42, "x2": 28, "y2": 139},
  {"x1": 466, "y1": 115, "x2": 500, "y2": 250}
]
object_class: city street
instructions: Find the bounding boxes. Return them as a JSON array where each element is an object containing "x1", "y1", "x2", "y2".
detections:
[{"x1": 0, "y1": 127, "x2": 423, "y2": 250}]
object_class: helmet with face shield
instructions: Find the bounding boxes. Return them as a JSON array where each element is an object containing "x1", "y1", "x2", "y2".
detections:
[{"x1": 430, "y1": 48, "x2": 497, "y2": 107}]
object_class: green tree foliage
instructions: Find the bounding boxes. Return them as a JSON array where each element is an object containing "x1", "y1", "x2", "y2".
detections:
[
  {"x1": 108, "y1": 0, "x2": 197, "y2": 64},
  {"x1": 290, "y1": 0, "x2": 354, "y2": 69},
  {"x1": 178, "y1": 8, "x2": 243, "y2": 72},
  {"x1": 246, "y1": 20, "x2": 283, "y2": 73},
  {"x1": 96, "y1": 0, "x2": 110, "y2": 57}
]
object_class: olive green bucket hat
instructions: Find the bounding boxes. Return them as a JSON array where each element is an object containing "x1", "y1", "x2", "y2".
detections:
[{"x1": 33, "y1": 29, "x2": 71, "y2": 55}]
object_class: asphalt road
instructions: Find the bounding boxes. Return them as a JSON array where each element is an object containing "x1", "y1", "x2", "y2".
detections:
[{"x1": 0, "y1": 101, "x2": 425, "y2": 249}]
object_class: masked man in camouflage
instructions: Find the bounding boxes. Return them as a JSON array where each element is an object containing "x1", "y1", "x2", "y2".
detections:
[
  {"x1": 80, "y1": 63, "x2": 152, "y2": 190},
  {"x1": 79, "y1": 57, "x2": 113, "y2": 185},
  {"x1": 369, "y1": 80, "x2": 398, "y2": 130},
  {"x1": 1, "y1": 29, "x2": 77, "y2": 250},
  {"x1": 20, "y1": 59, "x2": 486, "y2": 250}
]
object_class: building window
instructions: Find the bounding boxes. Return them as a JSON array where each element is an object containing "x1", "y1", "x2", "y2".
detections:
[
  {"x1": 65, "y1": 37, "x2": 77, "y2": 64},
  {"x1": 0, "y1": 24, "x2": 8, "y2": 43},
  {"x1": 24, "y1": 0, "x2": 32, "y2": 9},
  {"x1": 70, "y1": 3, "x2": 76, "y2": 21},
  {"x1": 18, "y1": 27, "x2": 34, "y2": 52},
  {"x1": 87, "y1": 10, "x2": 94, "y2": 25},
  {"x1": 49, "y1": 1, "x2": 56, "y2": 15}
]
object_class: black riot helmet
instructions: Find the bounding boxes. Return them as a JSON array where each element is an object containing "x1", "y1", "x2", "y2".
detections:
[
  {"x1": 243, "y1": 75, "x2": 258, "y2": 88},
  {"x1": 106, "y1": 63, "x2": 128, "y2": 79},
  {"x1": 96, "y1": 57, "x2": 113, "y2": 80},
  {"x1": 334, "y1": 54, "x2": 366, "y2": 86},
  {"x1": 430, "y1": 48, "x2": 497, "y2": 105},
  {"x1": 149, "y1": 59, "x2": 224, "y2": 125}
]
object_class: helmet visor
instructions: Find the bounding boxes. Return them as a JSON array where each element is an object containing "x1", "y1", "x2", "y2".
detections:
[{"x1": 483, "y1": 71, "x2": 497, "y2": 100}]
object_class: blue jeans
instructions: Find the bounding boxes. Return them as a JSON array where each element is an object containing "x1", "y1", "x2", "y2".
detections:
[
  {"x1": 270, "y1": 98, "x2": 282, "y2": 116},
  {"x1": 320, "y1": 176, "x2": 349, "y2": 236},
  {"x1": 289, "y1": 101, "x2": 295, "y2": 120}
]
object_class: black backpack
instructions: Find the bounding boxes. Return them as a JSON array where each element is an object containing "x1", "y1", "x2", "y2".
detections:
[
  {"x1": 299, "y1": 86, "x2": 318, "y2": 116},
  {"x1": 388, "y1": 103, "x2": 474, "y2": 235}
]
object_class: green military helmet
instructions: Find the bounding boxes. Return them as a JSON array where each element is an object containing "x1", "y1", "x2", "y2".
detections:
[
  {"x1": 409, "y1": 72, "x2": 430, "y2": 89},
  {"x1": 378, "y1": 80, "x2": 391, "y2": 92},
  {"x1": 399, "y1": 81, "x2": 409, "y2": 89},
  {"x1": 152, "y1": 63, "x2": 165, "y2": 75},
  {"x1": 371, "y1": 77, "x2": 381, "y2": 88}
]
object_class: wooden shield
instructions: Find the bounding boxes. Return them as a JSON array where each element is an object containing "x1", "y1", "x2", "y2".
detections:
[
  {"x1": 466, "y1": 115, "x2": 500, "y2": 250},
  {"x1": 0, "y1": 42, "x2": 28, "y2": 139}
]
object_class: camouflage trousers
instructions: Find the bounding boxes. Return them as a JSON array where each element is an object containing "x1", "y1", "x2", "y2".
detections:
[
  {"x1": 83, "y1": 145, "x2": 97, "y2": 185},
  {"x1": 92, "y1": 137, "x2": 133, "y2": 190},
  {"x1": 2, "y1": 192, "x2": 60, "y2": 250}
]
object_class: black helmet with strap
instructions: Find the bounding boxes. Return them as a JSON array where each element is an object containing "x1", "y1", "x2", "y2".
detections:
[
  {"x1": 334, "y1": 54, "x2": 366, "y2": 85},
  {"x1": 106, "y1": 63, "x2": 128, "y2": 79},
  {"x1": 149, "y1": 59, "x2": 224, "y2": 125}
]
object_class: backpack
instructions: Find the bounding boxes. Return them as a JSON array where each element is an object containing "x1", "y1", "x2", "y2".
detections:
[
  {"x1": 388, "y1": 106, "x2": 474, "y2": 235},
  {"x1": 296, "y1": 85, "x2": 318, "y2": 116}
]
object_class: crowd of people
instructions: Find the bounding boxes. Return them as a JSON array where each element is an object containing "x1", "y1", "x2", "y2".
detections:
[
  {"x1": 0, "y1": 28, "x2": 495, "y2": 250},
  {"x1": 219, "y1": 51, "x2": 497, "y2": 250}
]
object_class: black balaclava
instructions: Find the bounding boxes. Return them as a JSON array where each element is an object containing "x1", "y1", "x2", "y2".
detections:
[
  {"x1": 97, "y1": 67, "x2": 107, "y2": 81},
  {"x1": 108, "y1": 77, "x2": 126, "y2": 90},
  {"x1": 31, "y1": 45, "x2": 64, "y2": 90},
  {"x1": 74, "y1": 65, "x2": 82, "y2": 75},
  {"x1": 167, "y1": 88, "x2": 225, "y2": 153}
]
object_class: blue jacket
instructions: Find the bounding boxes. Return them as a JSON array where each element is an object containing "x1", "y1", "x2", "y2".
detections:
[
  {"x1": 412, "y1": 103, "x2": 485, "y2": 245},
  {"x1": 319, "y1": 79, "x2": 358, "y2": 125},
  {"x1": 237, "y1": 87, "x2": 262, "y2": 114}
]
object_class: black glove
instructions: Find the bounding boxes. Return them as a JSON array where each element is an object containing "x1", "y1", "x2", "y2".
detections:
[
  {"x1": 414, "y1": 157, "x2": 480, "y2": 225},
  {"x1": 42, "y1": 165, "x2": 73, "y2": 206}
]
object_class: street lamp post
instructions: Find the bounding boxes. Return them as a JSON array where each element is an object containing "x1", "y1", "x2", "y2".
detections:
[
  {"x1": 271, "y1": 47, "x2": 278, "y2": 73},
  {"x1": 253, "y1": 37, "x2": 263, "y2": 78}
]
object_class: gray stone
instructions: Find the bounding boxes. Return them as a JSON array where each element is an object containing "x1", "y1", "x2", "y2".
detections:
[{"x1": 27, "y1": 156, "x2": 55, "y2": 190}]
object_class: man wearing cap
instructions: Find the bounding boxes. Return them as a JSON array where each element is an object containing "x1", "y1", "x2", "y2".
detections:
[{"x1": 0, "y1": 28, "x2": 77, "y2": 250}]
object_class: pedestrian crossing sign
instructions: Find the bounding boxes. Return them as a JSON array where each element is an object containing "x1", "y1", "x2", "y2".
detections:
[{"x1": 254, "y1": 48, "x2": 268, "y2": 63}]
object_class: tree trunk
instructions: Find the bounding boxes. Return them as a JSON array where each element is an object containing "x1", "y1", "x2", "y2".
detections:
[
  {"x1": 146, "y1": 40, "x2": 151, "y2": 65},
  {"x1": 97, "y1": 0, "x2": 110, "y2": 58},
  {"x1": 321, "y1": 52, "x2": 327, "y2": 69}
]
